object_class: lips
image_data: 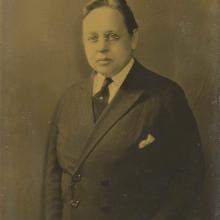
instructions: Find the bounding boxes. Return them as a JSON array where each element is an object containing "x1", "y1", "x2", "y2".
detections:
[{"x1": 96, "y1": 58, "x2": 112, "y2": 65}]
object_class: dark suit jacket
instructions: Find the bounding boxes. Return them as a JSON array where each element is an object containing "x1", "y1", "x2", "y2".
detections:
[{"x1": 43, "y1": 60, "x2": 205, "y2": 220}]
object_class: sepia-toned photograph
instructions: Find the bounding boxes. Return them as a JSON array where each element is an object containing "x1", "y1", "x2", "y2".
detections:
[{"x1": 1, "y1": 0, "x2": 219, "y2": 220}]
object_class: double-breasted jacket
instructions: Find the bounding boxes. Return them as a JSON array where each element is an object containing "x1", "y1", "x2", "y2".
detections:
[{"x1": 44, "y1": 61, "x2": 205, "y2": 220}]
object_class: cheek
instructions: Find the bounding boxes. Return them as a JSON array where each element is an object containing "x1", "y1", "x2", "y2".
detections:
[
  {"x1": 84, "y1": 46, "x2": 96, "y2": 61},
  {"x1": 112, "y1": 45, "x2": 131, "y2": 60},
  {"x1": 112, "y1": 40, "x2": 132, "y2": 55}
]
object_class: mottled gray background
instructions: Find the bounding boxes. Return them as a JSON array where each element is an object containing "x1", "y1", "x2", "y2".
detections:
[{"x1": 1, "y1": 0, "x2": 219, "y2": 219}]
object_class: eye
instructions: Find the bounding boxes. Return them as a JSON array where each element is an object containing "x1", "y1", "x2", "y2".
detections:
[
  {"x1": 87, "y1": 35, "x2": 98, "y2": 43},
  {"x1": 108, "y1": 33, "x2": 120, "y2": 41}
]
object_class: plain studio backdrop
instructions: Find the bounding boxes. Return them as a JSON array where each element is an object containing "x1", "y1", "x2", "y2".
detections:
[{"x1": 0, "y1": 0, "x2": 219, "y2": 219}]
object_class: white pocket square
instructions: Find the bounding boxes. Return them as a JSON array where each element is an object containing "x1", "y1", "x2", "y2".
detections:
[{"x1": 138, "y1": 134, "x2": 156, "y2": 149}]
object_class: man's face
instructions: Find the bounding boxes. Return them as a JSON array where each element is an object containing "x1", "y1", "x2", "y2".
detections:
[{"x1": 83, "y1": 7, "x2": 138, "y2": 77}]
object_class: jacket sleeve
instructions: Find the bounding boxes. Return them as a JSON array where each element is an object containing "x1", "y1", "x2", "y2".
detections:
[
  {"x1": 153, "y1": 84, "x2": 205, "y2": 220},
  {"x1": 43, "y1": 102, "x2": 63, "y2": 220}
]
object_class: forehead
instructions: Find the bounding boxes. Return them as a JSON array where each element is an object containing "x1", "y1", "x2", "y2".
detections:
[{"x1": 83, "y1": 7, "x2": 126, "y2": 34}]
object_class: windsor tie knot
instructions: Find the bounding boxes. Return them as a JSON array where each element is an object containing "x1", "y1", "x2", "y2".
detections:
[
  {"x1": 92, "y1": 77, "x2": 113, "y2": 121},
  {"x1": 94, "y1": 77, "x2": 113, "y2": 99},
  {"x1": 100, "y1": 77, "x2": 113, "y2": 93}
]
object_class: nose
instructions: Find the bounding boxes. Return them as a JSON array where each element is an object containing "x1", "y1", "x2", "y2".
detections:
[{"x1": 96, "y1": 38, "x2": 109, "y2": 53}]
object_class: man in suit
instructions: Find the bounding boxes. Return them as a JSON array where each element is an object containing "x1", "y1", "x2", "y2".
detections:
[{"x1": 43, "y1": 0, "x2": 205, "y2": 220}]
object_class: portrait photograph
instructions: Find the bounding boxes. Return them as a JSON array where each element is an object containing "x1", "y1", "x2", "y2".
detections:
[{"x1": 0, "y1": 0, "x2": 219, "y2": 220}]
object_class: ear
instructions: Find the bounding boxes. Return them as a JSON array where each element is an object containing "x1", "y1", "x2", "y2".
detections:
[{"x1": 131, "y1": 29, "x2": 139, "y2": 50}]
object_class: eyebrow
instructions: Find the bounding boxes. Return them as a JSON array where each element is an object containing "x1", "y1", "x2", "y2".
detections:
[
  {"x1": 85, "y1": 30, "x2": 120, "y2": 35},
  {"x1": 85, "y1": 32, "x2": 98, "y2": 35},
  {"x1": 104, "y1": 30, "x2": 118, "y2": 34}
]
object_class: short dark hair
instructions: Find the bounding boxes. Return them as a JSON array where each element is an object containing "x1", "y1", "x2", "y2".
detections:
[{"x1": 83, "y1": 0, "x2": 138, "y2": 35}]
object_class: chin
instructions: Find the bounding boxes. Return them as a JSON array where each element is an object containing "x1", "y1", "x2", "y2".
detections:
[
  {"x1": 99, "y1": 72, "x2": 113, "y2": 77},
  {"x1": 96, "y1": 68, "x2": 116, "y2": 77}
]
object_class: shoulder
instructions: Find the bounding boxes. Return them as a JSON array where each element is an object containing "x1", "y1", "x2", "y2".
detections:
[
  {"x1": 55, "y1": 78, "x2": 89, "y2": 114},
  {"x1": 135, "y1": 60, "x2": 186, "y2": 100},
  {"x1": 60, "y1": 79, "x2": 89, "y2": 102},
  {"x1": 136, "y1": 62, "x2": 195, "y2": 124}
]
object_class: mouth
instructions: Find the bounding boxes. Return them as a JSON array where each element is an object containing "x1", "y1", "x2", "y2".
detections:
[{"x1": 96, "y1": 58, "x2": 112, "y2": 65}]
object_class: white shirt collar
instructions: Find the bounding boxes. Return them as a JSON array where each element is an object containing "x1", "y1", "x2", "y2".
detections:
[
  {"x1": 111, "y1": 58, "x2": 134, "y2": 86},
  {"x1": 95, "y1": 58, "x2": 134, "y2": 86},
  {"x1": 93, "y1": 58, "x2": 135, "y2": 100}
]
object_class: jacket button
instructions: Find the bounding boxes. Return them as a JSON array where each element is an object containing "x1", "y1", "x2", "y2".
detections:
[
  {"x1": 72, "y1": 173, "x2": 81, "y2": 182},
  {"x1": 70, "y1": 200, "x2": 80, "y2": 208}
]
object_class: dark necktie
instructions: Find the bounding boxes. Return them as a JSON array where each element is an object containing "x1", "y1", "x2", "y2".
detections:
[{"x1": 92, "y1": 77, "x2": 113, "y2": 121}]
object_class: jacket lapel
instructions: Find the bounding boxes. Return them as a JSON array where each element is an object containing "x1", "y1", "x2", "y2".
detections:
[
  {"x1": 71, "y1": 61, "x2": 148, "y2": 175},
  {"x1": 78, "y1": 74, "x2": 95, "y2": 129}
]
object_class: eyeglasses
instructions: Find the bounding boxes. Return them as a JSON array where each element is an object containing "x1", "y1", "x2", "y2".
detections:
[{"x1": 84, "y1": 31, "x2": 128, "y2": 44}]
